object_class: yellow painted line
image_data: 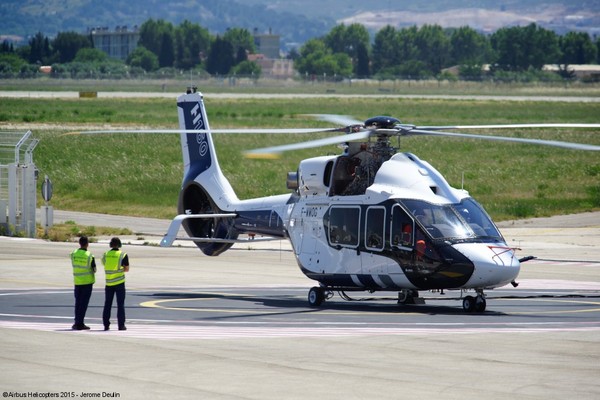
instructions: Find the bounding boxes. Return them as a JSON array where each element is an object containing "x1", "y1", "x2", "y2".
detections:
[
  {"x1": 140, "y1": 292, "x2": 424, "y2": 316},
  {"x1": 139, "y1": 290, "x2": 600, "y2": 316}
]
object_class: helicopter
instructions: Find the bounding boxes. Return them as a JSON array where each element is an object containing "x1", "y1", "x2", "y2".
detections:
[{"x1": 125, "y1": 88, "x2": 600, "y2": 313}]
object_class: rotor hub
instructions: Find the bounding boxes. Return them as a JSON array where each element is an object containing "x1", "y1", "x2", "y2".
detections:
[{"x1": 364, "y1": 116, "x2": 401, "y2": 129}]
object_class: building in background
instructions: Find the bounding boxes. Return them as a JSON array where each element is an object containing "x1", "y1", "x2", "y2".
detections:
[
  {"x1": 248, "y1": 54, "x2": 295, "y2": 78},
  {"x1": 251, "y1": 29, "x2": 295, "y2": 78},
  {"x1": 253, "y1": 28, "x2": 280, "y2": 59},
  {"x1": 89, "y1": 26, "x2": 140, "y2": 61}
]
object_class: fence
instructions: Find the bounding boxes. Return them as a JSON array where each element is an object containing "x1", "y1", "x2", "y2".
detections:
[{"x1": 0, "y1": 131, "x2": 39, "y2": 237}]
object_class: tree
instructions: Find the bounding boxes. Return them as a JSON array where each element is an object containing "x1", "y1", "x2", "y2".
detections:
[
  {"x1": 206, "y1": 36, "x2": 235, "y2": 75},
  {"x1": 294, "y1": 38, "x2": 352, "y2": 77},
  {"x1": 324, "y1": 23, "x2": 370, "y2": 76},
  {"x1": 223, "y1": 28, "x2": 255, "y2": 62},
  {"x1": 0, "y1": 53, "x2": 27, "y2": 76},
  {"x1": 491, "y1": 23, "x2": 560, "y2": 71},
  {"x1": 1, "y1": 40, "x2": 14, "y2": 53},
  {"x1": 559, "y1": 32, "x2": 597, "y2": 65},
  {"x1": 139, "y1": 19, "x2": 175, "y2": 68},
  {"x1": 158, "y1": 31, "x2": 175, "y2": 68},
  {"x1": 371, "y1": 26, "x2": 399, "y2": 74},
  {"x1": 27, "y1": 32, "x2": 52, "y2": 64},
  {"x1": 372, "y1": 25, "x2": 425, "y2": 77},
  {"x1": 74, "y1": 48, "x2": 108, "y2": 63},
  {"x1": 126, "y1": 46, "x2": 159, "y2": 72},
  {"x1": 52, "y1": 31, "x2": 92, "y2": 63},
  {"x1": 415, "y1": 24, "x2": 450, "y2": 75},
  {"x1": 395, "y1": 26, "x2": 420, "y2": 68},
  {"x1": 232, "y1": 60, "x2": 261, "y2": 76},
  {"x1": 174, "y1": 20, "x2": 210, "y2": 69},
  {"x1": 450, "y1": 26, "x2": 491, "y2": 65},
  {"x1": 355, "y1": 42, "x2": 370, "y2": 77}
]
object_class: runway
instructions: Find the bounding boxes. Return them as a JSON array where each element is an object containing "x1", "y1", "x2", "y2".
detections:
[
  {"x1": 1, "y1": 212, "x2": 599, "y2": 399},
  {"x1": 2, "y1": 90, "x2": 600, "y2": 103}
]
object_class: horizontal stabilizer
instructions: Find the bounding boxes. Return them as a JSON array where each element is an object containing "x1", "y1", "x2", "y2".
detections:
[
  {"x1": 167, "y1": 236, "x2": 282, "y2": 244},
  {"x1": 161, "y1": 213, "x2": 237, "y2": 247}
]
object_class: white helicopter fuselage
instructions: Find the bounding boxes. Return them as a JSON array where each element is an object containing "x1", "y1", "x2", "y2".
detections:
[
  {"x1": 285, "y1": 152, "x2": 520, "y2": 293},
  {"x1": 167, "y1": 90, "x2": 520, "y2": 306}
]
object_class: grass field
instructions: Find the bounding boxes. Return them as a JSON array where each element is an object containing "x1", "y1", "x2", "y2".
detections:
[{"x1": 1, "y1": 95, "x2": 599, "y2": 222}]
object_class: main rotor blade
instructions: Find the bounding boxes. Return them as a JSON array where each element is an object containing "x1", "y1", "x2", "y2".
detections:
[
  {"x1": 409, "y1": 129, "x2": 600, "y2": 151},
  {"x1": 306, "y1": 114, "x2": 364, "y2": 126},
  {"x1": 245, "y1": 130, "x2": 372, "y2": 158},
  {"x1": 418, "y1": 123, "x2": 600, "y2": 130},
  {"x1": 65, "y1": 127, "x2": 343, "y2": 135}
]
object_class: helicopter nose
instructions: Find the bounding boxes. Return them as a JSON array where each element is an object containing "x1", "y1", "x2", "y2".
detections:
[{"x1": 453, "y1": 243, "x2": 520, "y2": 288}]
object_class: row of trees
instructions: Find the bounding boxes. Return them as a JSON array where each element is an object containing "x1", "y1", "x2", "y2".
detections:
[
  {"x1": 0, "y1": 19, "x2": 262, "y2": 79},
  {"x1": 132, "y1": 19, "x2": 259, "y2": 75},
  {"x1": 1, "y1": 18, "x2": 599, "y2": 81},
  {"x1": 295, "y1": 23, "x2": 599, "y2": 79}
]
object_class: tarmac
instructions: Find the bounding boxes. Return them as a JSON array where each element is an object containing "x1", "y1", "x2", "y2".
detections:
[{"x1": 1, "y1": 210, "x2": 599, "y2": 400}]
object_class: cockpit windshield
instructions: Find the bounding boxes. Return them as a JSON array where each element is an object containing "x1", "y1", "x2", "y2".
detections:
[{"x1": 402, "y1": 198, "x2": 503, "y2": 242}]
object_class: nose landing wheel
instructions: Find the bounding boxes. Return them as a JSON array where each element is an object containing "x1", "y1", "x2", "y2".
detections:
[{"x1": 308, "y1": 286, "x2": 325, "y2": 307}]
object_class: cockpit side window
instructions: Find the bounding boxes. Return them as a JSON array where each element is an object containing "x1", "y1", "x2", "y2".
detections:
[
  {"x1": 401, "y1": 198, "x2": 502, "y2": 241},
  {"x1": 456, "y1": 198, "x2": 503, "y2": 239}
]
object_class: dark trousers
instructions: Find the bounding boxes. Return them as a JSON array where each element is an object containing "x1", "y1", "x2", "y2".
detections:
[
  {"x1": 103, "y1": 282, "x2": 126, "y2": 328},
  {"x1": 74, "y1": 283, "x2": 93, "y2": 326}
]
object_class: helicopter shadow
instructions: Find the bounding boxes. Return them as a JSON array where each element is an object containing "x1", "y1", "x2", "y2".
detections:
[{"x1": 141, "y1": 291, "x2": 512, "y2": 320}]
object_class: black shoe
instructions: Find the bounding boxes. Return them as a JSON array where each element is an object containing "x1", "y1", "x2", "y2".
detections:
[
  {"x1": 104, "y1": 326, "x2": 110, "y2": 331},
  {"x1": 118, "y1": 326, "x2": 127, "y2": 331},
  {"x1": 81, "y1": 324, "x2": 90, "y2": 330},
  {"x1": 72, "y1": 324, "x2": 78, "y2": 330}
]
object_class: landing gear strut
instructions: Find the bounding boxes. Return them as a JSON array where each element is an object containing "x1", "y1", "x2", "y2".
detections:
[{"x1": 462, "y1": 290, "x2": 486, "y2": 313}]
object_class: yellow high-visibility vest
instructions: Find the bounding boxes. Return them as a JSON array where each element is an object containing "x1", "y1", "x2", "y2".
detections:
[
  {"x1": 71, "y1": 249, "x2": 95, "y2": 285},
  {"x1": 102, "y1": 249, "x2": 126, "y2": 286}
]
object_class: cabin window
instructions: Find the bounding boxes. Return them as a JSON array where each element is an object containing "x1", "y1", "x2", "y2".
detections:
[
  {"x1": 365, "y1": 206, "x2": 385, "y2": 251},
  {"x1": 391, "y1": 204, "x2": 414, "y2": 249},
  {"x1": 328, "y1": 206, "x2": 360, "y2": 247}
]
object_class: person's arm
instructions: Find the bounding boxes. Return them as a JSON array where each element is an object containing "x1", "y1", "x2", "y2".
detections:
[{"x1": 122, "y1": 254, "x2": 130, "y2": 272}]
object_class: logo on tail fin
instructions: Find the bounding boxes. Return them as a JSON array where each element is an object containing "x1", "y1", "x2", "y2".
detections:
[{"x1": 178, "y1": 95, "x2": 212, "y2": 184}]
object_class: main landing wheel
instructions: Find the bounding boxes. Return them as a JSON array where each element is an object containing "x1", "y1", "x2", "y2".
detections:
[
  {"x1": 462, "y1": 295, "x2": 476, "y2": 312},
  {"x1": 462, "y1": 295, "x2": 487, "y2": 313},
  {"x1": 308, "y1": 287, "x2": 325, "y2": 307}
]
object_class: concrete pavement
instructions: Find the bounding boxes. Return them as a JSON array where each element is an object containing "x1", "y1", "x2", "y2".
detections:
[{"x1": 1, "y1": 211, "x2": 599, "y2": 399}]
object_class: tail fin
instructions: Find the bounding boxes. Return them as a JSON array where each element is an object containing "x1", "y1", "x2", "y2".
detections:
[
  {"x1": 176, "y1": 90, "x2": 239, "y2": 255},
  {"x1": 176, "y1": 90, "x2": 239, "y2": 210}
]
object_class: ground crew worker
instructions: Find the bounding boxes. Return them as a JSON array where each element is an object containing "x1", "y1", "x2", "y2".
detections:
[
  {"x1": 102, "y1": 237, "x2": 129, "y2": 331},
  {"x1": 70, "y1": 236, "x2": 96, "y2": 330}
]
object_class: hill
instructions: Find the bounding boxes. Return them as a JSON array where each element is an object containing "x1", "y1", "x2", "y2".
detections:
[
  {"x1": 1, "y1": 0, "x2": 598, "y2": 49},
  {"x1": 246, "y1": 0, "x2": 599, "y2": 35},
  {"x1": 0, "y1": 0, "x2": 333, "y2": 49}
]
